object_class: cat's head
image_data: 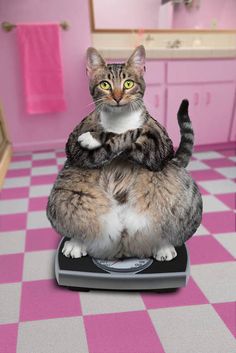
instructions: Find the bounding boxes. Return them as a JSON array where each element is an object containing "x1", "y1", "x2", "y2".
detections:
[{"x1": 86, "y1": 45, "x2": 146, "y2": 113}]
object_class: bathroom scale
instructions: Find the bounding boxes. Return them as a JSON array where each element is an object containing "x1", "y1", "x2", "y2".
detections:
[{"x1": 55, "y1": 237, "x2": 190, "y2": 291}]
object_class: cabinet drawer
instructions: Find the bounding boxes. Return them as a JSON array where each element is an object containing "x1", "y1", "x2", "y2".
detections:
[
  {"x1": 167, "y1": 60, "x2": 236, "y2": 83},
  {"x1": 145, "y1": 61, "x2": 165, "y2": 84}
]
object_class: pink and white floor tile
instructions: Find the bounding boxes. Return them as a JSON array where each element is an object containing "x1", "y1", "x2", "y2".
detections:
[{"x1": 0, "y1": 148, "x2": 235, "y2": 353}]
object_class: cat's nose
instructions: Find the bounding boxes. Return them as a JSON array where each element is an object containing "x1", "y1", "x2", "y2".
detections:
[
  {"x1": 113, "y1": 90, "x2": 122, "y2": 103},
  {"x1": 114, "y1": 97, "x2": 122, "y2": 103}
]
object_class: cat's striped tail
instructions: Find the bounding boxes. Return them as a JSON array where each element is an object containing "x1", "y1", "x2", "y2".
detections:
[{"x1": 172, "y1": 99, "x2": 194, "y2": 168}]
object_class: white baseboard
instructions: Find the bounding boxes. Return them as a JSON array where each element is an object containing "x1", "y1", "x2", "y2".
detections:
[{"x1": 12, "y1": 139, "x2": 66, "y2": 153}]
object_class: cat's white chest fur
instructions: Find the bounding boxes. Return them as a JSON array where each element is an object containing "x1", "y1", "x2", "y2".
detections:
[{"x1": 100, "y1": 109, "x2": 143, "y2": 133}]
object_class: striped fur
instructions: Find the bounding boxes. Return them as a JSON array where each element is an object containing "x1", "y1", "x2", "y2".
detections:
[
  {"x1": 47, "y1": 46, "x2": 202, "y2": 261},
  {"x1": 66, "y1": 45, "x2": 174, "y2": 172},
  {"x1": 65, "y1": 109, "x2": 174, "y2": 171},
  {"x1": 173, "y1": 99, "x2": 194, "y2": 168},
  {"x1": 66, "y1": 123, "x2": 142, "y2": 169}
]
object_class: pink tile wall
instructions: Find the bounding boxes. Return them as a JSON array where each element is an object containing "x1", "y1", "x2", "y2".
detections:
[{"x1": 0, "y1": 0, "x2": 92, "y2": 152}]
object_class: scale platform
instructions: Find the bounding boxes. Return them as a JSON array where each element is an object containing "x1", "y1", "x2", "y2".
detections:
[{"x1": 55, "y1": 237, "x2": 190, "y2": 291}]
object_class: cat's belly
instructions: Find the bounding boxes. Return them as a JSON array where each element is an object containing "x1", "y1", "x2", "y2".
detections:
[
  {"x1": 100, "y1": 203, "x2": 150, "y2": 239},
  {"x1": 87, "y1": 202, "x2": 152, "y2": 259},
  {"x1": 87, "y1": 157, "x2": 159, "y2": 258},
  {"x1": 99, "y1": 155, "x2": 139, "y2": 199},
  {"x1": 100, "y1": 158, "x2": 149, "y2": 233}
]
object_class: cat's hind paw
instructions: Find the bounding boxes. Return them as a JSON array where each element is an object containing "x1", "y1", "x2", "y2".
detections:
[
  {"x1": 62, "y1": 239, "x2": 87, "y2": 258},
  {"x1": 153, "y1": 245, "x2": 177, "y2": 261},
  {"x1": 78, "y1": 132, "x2": 102, "y2": 150}
]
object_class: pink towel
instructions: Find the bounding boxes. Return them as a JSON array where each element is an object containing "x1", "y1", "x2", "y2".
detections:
[{"x1": 16, "y1": 24, "x2": 66, "y2": 114}]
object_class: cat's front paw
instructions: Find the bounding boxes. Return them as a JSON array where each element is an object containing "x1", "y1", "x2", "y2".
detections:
[
  {"x1": 153, "y1": 245, "x2": 177, "y2": 261},
  {"x1": 78, "y1": 132, "x2": 102, "y2": 150},
  {"x1": 62, "y1": 239, "x2": 87, "y2": 258}
]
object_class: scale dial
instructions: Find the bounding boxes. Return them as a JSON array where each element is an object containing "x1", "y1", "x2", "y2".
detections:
[{"x1": 93, "y1": 257, "x2": 153, "y2": 273}]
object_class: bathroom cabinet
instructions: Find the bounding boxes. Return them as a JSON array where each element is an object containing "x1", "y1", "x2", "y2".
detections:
[
  {"x1": 166, "y1": 83, "x2": 235, "y2": 146},
  {"x1": 143, "y1": 59, "x2": 236, "y2": 147},
  {"x1": 166, "y1": 60, "x2": 236, "y2": 84},
  {"x1": 230, "y1": 106, "x2": 236, "y2": 142}
]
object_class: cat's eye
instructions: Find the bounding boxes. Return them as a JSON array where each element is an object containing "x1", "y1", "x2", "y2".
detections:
[
  {"x1": 124, "y1": 80, "x2": 134, "y2": 89},
  {"x1": 99, "y1": 81, "x2": 111, "y2": 90}
]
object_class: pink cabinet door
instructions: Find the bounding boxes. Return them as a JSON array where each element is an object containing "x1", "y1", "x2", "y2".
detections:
[
  {"x1": 166, "y1": 85, "x2": 201, "y2": 147},
  {"x1": 144, "y1": 85, "x2": 165, "y2": 126},
  {"x1": 230, "y1": 106, "x2": 236, "y2": 142},
  {"x1": 167, "y1": 83, "x2": 235, "y2": 147},
  {"x1": 200, "y1": 83, "x2": 235, "y2": 145}
]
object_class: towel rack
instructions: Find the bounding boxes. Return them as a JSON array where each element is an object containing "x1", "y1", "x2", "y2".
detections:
[{"x1": 1, "y1": 21, "x2": 69, "y2": 32}]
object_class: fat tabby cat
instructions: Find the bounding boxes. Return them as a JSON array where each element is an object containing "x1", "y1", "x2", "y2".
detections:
[{"x1": 47, "y1": 45, "x2": 202, "y2": 261}]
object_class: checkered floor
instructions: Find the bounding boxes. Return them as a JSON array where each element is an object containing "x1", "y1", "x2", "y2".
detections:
[{"x1": 0, "y1": 148, "x2": 235, "y2": 353}]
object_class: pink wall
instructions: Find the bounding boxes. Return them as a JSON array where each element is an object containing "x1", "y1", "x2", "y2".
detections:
[
  {"x1": 173, "y1": 0, "x2": 236, "y2": 29},
  {"x1": 0, "y1": 0, "x2": 92, "y2": 152}
]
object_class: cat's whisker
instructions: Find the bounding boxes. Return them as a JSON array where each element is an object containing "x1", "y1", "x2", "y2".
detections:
[
  {"x1": 130, "y1": 99, "x2": 137, "y2": 112},
  {"x1": 130, "y1": 101, "x2": 136, "y2": 113},
  {"x1": 95, "y1": 102, "x2": 104, "y2": 113},
  {"x1": 83, "y1": 98, "x2": 105, "y2": 109},
  {"x1": 94, "y1": 98, "x2": 105, "y2": 104},
  {"x1": 88, "y1": 97, "x2": 105, "y2": 105},
  {"x1": 135, "y1": 99, "x2": 144, "y2": 111},
  {"x1": 130, "y1": 99, "x2": 142, "y2": 113}
]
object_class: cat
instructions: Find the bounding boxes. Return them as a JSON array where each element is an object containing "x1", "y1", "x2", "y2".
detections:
[{"x1": 46, "y1": 45, "x2": 202, "y2": 261}]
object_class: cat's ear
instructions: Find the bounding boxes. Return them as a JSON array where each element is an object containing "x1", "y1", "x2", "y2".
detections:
[
  {"x1": 126, "y1": 45, "x2": 146, "y2": 74},
  {"x1": 86, "y1": 47, "x2": 106, "y2": 77}
]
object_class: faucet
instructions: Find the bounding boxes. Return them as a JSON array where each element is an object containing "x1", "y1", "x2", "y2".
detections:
[
  {"x1": 167, "y1": 39, "x2": 182, "y2": 49},
  {"x1": 145, "y1": 34, "x2": 155, "y2": 42}
]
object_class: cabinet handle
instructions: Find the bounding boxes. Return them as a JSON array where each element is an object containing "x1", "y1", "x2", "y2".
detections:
[
  {"x1": 155, "y1": 94, "x2": 159, "y2": 108},
  {"x1": 193, "y1": 92, "x2": 199, "y2": 106},
  {"x1": 206, "y1": 92, "x2": 211, "y2": 105}
]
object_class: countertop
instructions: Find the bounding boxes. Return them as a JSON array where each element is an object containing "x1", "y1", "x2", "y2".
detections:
[{"x1": 98, "y1": 47, "x2": 236, "y2": 60}]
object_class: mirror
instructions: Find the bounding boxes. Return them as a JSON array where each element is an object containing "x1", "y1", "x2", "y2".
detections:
[{"x1": 90, "y1": 0, "x2": 236, "y2": 31}]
